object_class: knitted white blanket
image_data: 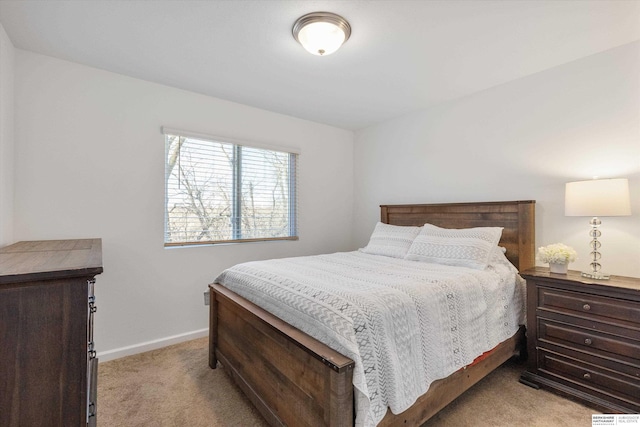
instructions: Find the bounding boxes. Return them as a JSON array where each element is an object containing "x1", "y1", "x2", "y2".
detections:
[{"x1": 215, "y1": 250, "x2": 525, "y2": 427}]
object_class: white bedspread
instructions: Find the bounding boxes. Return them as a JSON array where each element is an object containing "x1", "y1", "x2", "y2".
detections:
[{"x1": 215, "y1": 250, "x2": 525, "y2": 427}]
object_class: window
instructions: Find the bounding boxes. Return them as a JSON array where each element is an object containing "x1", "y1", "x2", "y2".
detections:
[{"x1": 163, "y1": 129, "x2": 298, "y2": 246}]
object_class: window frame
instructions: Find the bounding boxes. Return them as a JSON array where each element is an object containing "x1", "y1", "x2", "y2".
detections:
[{"x1": 162, "y1": 127, "x2": 299, "y2": 247}]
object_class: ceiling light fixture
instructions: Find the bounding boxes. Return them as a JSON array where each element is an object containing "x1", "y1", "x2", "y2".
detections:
[{"x1": 292, "y1": 12, "x2": 351, "y2": 56}]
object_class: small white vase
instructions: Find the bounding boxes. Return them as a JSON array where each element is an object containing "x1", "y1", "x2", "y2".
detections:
[{"x1": 549, "y1": 263, "x2": 568, "y2": 274}]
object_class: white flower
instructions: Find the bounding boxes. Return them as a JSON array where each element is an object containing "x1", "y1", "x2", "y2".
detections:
[{"x1": 537, "y1": 243, "x2": 577, "y2": 264}]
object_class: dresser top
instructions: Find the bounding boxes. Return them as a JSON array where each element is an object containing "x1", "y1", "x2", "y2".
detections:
[
  {"x1": 0, "y1": 239, "x2": 103, "y2": 284},
  {"x1": 521, "y1": 266, "x2": 640, "y2": 293}
]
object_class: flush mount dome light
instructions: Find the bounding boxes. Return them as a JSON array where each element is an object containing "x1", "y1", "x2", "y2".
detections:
[{"x1": 292, "y1": 12, "x2": 351, "y2": 56}]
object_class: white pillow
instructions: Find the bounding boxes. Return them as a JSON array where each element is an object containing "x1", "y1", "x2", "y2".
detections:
[
  {"x1": 361, "y1": 222, "x2": 422, "y2": 259},
  {"x1": 490, "y1": 246, "x2": 517, "y2": 272},
  {"x1": 405, "y1": 224, "x2": 503, "y2": 270}
]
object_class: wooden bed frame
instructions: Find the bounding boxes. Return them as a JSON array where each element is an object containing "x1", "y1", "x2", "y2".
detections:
[{"x1": 209, "y1": 200, "x2": 535, "y2": 426}]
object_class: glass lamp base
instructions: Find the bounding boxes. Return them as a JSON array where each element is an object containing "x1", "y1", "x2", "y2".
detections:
[{"x1": 581, "y1": 271, "x2": 610, "y2": 280}]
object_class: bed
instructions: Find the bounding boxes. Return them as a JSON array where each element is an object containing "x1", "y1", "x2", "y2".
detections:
[{"x1": 209, "y1": 200, "x2": 535, "y2": 426}]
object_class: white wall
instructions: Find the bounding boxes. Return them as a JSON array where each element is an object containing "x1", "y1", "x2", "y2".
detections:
[
  {"x1": 10, "y1": 38, "x2": 639, "y2": 358},
  {"x1": 354, "y1": 41, "x2": 640, "y2": 278},
  {"x1": 0, "y1": 23, "x2": 14, "y2": 246},
  {"x1": 14, "y1": 51, "x2": 354, "y2": 356}
]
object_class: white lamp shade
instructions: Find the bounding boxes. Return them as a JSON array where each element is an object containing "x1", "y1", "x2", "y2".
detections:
[{"x1": 565, "y1": 178, "x2": 632, "y2": 217}]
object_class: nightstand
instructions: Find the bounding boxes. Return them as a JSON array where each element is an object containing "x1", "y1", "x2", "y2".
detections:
[{"x1": 519, "y1": 267, "x2": 640, "y2": 413}]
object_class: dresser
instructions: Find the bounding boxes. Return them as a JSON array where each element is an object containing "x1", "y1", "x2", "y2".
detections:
[
  {"x1": 520, "y1": 267, "x2": 640, "y2": 413},
  {"x1": 0, "y1": 239, "x2": 103, "y2": 427}
]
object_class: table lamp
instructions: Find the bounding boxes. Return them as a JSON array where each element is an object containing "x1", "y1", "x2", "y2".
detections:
[{"x1": 565, "y1": 178, "x2": 631, "y2": 280}]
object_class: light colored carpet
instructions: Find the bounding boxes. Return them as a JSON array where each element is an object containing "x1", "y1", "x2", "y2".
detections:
[
  {"x1": 98, "y1": 337, "x2": 597, "y2": 426},
  {"x1": 98, "y1": 338, "x2": 267, "y2": 426}
]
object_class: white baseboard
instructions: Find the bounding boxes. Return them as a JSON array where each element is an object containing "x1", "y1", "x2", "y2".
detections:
[{"x1": 97, "y1": 328, "x2": 209, "y2": 362}]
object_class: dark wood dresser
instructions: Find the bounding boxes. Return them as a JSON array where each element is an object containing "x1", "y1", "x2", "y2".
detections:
[
  {"x1": 0, "y1": 239, "x2": 103, "y2": 427},
  {"x1": 520, "y1": 267, "x2": 640, "y2": 413}
]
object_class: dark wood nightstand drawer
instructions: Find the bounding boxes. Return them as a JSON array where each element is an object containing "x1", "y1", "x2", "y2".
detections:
[
  {"x1": 538, "y1": 286, "x2": 640, "y2": 327},
  {"x1": 539, "y1": 319, "x2": 640, "y2": 362},
  {"x1": 539, "y1": 350, "x2": 640, "y2": 411}
]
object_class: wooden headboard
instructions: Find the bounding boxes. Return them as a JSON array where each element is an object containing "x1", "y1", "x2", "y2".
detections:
[{"x1": 380, "y1": 200, "x2": 535, "y2": 272}]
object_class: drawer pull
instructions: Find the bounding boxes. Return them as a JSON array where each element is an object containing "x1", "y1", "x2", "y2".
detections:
[
  {"x1": 584, "y1": 338, "x2": 592, "y2": 345},
  {"x1": 582, "y1": 304, "x2": 591, "y2": 311},
  {"x1": 583, "y1": 373, "x2": 591, "y2": 380},
  {"x1": 88, "y1": 340, "x2": 97, "y2": 359}
]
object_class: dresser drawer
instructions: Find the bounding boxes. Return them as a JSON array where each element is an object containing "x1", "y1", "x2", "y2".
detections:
[
  {"x1": 539, "y1": 318, "x2": 640, "y2": 362},
  {"x1": 539, "y1": 350, "x2": 640, "y2": 411},
  {"x1": 538, "y1": 286, "x2": 640, "y2": 327}
]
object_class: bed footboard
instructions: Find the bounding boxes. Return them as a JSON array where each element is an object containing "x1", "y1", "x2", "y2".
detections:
[{"x1": 210, "y1": 283, "x2": 355, "y2": 427}]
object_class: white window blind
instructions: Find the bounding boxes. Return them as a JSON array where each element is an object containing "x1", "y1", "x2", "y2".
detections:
[{"x1": 164, "y1": 130, "x2": 298, "y2": 246}]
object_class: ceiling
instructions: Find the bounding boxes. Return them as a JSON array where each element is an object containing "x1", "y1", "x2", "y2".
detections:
[{"x1": 1, "y1": 0, "x2": 639, "y2": 130}]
